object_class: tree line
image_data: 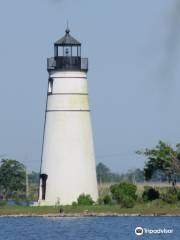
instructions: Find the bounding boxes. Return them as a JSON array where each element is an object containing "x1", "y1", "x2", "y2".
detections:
[{"x1": 0, "y1": 140, "x2": 180, "y2": 200}]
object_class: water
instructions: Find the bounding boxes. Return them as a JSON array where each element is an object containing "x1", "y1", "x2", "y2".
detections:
[
  {"x1": 7, "y1": 200, "x2": 35, "y2": 206},
  {"x1": 0, "y1": 216, "x2": 179, "y2": 240}
]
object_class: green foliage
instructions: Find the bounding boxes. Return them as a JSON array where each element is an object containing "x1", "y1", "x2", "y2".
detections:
[
  {"x1": 96, "y1": 163, "x2": 111, "y2": 183},
  {"x1": 98, "y1": 194, "x2": 112, "y2": 205},
  {"x1": 161, "y1": 193, "x2": 177, "y2": 204},
  {"x1": 26, "y1": 171, "x2": 39, "y2": 201},
  {"x1": 77, "y1": 194, "x2": 94, "y2": 206},
  {"x1": 96, "y1": 163, "x2": 144, "y2": 183},
  {"x1": 72, "y1": 201, "x2": 77, "y2": 206},
  {"x1": 0, "y1": 200, "x2": 7, "y2": 206},
  {"x1": 120, "y1": 169, "x2": 144, "y2": 183},
  {"x1": 103, "y1": 194, "x2": 112, "y2": 205},
  {"x1": 110, "y1": 182, "x2": 137, "y2": 201},
  {"x1": 177, "y1": 190, "x2": 180, "y2": 201},
  {"x1": 160, "y1": 188, "x2": 178, "y2": 204},
  {"x1": 142, "y1": 187, "x2": 160, "y2": 201},
  {"x1": 96, "y1": 163, "x2": 122, "y2": 183},
  {"x1": 0, "y1": 159, "x2": 26, "y2": 199},
  {"x1": 150, "y1": 199, "x2": 166, "y2": 208},
  {"x1": 110, "y1": 182, "x2": 137, "y2": 208},
  {"x1": 137, "y1": 141, "x2": 180, "y2": 183},
  {"x1": 133, "y1": 169, "x2": 145, "y2": 182},
  {"x1": 120, "y1": 195, "x2": 135, "y2": 208},
  {"x1": 27, "y1": 188, "x2": 38, "y2": 201},
  {"x1": 28, "y1": 172, "x2": 39, "y2": 185},
  {"x1": 12, "y1": 191, "x2": 26, "y2": 201}
]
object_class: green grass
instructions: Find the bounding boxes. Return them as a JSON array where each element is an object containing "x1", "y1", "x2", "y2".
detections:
[
  {"x1": 0, "y1": 202, "x2": 180, "y2": 216},
  {"x1": 1, "y1": 183, "x2": 180, "y2": 216}
]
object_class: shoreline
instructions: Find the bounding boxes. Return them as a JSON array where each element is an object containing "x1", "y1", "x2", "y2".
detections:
[{"x1": 0, "y1": 213, "x2": 180, "y2": 217}]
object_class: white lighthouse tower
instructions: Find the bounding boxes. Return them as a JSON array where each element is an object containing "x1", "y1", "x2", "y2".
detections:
[{"x1": 38, "y1": 28, "x2": 98, "y2": 205}]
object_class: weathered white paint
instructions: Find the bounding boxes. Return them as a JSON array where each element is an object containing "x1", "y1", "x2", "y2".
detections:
[{"x1": 38, "y1": 71, "x2": 98, "y2": 205}]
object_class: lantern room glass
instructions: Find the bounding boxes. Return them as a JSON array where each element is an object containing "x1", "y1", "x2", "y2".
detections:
[{"x1": 54, "y1": 45, "x2": 81, "y2": 58}]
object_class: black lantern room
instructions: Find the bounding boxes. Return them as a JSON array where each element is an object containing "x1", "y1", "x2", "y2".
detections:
[{"x1": 47, "y1": 28, "x2": 88, "y2": 72}]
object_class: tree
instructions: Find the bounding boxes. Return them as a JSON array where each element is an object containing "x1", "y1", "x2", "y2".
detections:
[
  {"x1": 28, "y1": 171, "x2": 39, "y2": 185},
  {"x1": 96, "y1": 163, "x2": 112, "y2": 183},
  {"x1": 122, "y1": 169, "x2": 144, "y2": 183},
  {"x1": 28, "y1": 171, "x2": 39, "y2": 201},
  {"x1": 137, "y1": 141, "x2": 180, "y2": 186},
  {"x1": 0, "y1": 159, "x2": 26, "y2": 199},
  {"x1": 96, "y1": 163, "x2": 144, "y2": 183}
]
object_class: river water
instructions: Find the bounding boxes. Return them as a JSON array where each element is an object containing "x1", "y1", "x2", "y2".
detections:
[{"x1": 0, "y1": 216, "x2": 179, "y2": 240}]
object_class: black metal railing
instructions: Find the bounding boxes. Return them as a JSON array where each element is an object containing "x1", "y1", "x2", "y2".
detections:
[{"x1": 47, "y1": 57, "x2": 88, "y2": 72}]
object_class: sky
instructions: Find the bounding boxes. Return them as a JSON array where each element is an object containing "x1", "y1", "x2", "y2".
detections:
[{"x1": 0, "y1": 0, "x2": 180, "y2": 173}]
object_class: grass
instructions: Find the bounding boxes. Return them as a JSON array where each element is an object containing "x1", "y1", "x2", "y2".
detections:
[
  {"x1": 0, "y1": 202, "x2": 180, "y2": 216},
  {"x1": 62, "y1": 202, "x2": 180, "y2": 215},
  {"x1": 1, "y1": 182, "x2": 180, "y2": 216}
]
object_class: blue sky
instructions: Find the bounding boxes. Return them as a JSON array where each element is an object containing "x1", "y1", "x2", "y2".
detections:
[{"x1": 0, "y1": 0, "x2": 180, "y2": 173}]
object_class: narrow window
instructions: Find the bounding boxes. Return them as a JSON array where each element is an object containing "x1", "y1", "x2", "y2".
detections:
[{"x1": 48, "y1": 78, "x2": 54, "y2": 94}]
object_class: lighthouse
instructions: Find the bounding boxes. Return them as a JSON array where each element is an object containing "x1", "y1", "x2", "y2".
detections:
[{"x1": 38, "y1": 28, "x2": 98, "y2": 205}]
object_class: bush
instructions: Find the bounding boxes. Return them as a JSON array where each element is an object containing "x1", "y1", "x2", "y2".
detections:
[
  {"x1": 110, "y1": 182, "x2": 137, "y2": 204},
  {"x1": 142, "y1": 187, "x2": 159, "y2": 201},
  {"x1": 161, "y1": 188, "x2": 178, "y2": 204},
  {"x1": 103, "y1": 194, "x2": 112, "y2": 205},
  {"x1": 0, "y1": 200, "x2": 6, "y2": 207},
  {"x1": 120, "y1": 195, "x2": 135, "y2": 208},
  {"x1": 177, "y1": 190, "x2": 180, "y2": 201},
  {"x1": 161, "y1": 193, "x2": 177, "y2": 204},
  {"x1": 98, "y1": 194, "x2": 112, "y2": 205},
  {"x1": 72, "y1": 201, "x2": 77, "y2": 206},
  {"x1": 77, "y1": 194, "x2": 94, "y2": 206}
]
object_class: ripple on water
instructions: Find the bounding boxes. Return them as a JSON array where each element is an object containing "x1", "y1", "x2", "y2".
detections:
[{"x1": 0, "y1": 216, "x2": 179, "y2": 240}]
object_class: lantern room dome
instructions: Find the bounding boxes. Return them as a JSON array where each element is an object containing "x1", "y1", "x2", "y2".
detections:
[{"x1": 54, "y1": 28, "x2": 81, "y2": 46}]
